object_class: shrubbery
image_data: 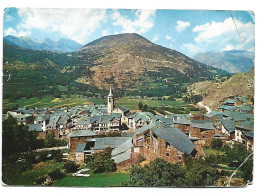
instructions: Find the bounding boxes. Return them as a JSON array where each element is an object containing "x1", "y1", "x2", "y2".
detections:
[
  {"x1": 211, "y1": 139, "x2": 223, "y2": 149},
  {"x1": 48, "y1": 168, "x2": 65, "y2": 180},
  {"x1": 85, "y1": 148, "x2": 116, "y2": 174},
  {"x1": 63, "y1": 162, "x2": 78, "y2": 173}
]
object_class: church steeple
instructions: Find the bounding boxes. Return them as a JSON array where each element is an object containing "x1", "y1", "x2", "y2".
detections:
[{"x1": 107, "y1": 85, "x2": 114, "y2": 114}]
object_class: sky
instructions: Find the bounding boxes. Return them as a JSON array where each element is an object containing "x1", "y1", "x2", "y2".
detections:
[{"x1": 3, "y1": 8, "x2": 255, "y2": 57}]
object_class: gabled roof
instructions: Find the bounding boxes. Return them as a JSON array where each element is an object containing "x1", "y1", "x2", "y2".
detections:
[
  {"x1": 174, "y1": 117, "x2": 190, "y2": 125},
  {"x1": 69, "y1": 130, "x2": 96, "y2": 137},
  {"x1": 191, "y1": 119, "x2": 214, "y2": 130},
  {"x1": 112, "y1": 149, "x2": 131, "y2": 164},
  {"x1": 152, "y1": 127, "x2": 195, "y2": 155},
  {"x1": 76, "y1": 143, "x2": 86, "y2": 152},
  {"x1": 111, "y1": 138, "x2": 133, "y2": 156},
  {"x1": 134, "y1": 121, "x2": 163, "y2": 135},
  {"x1": 236, "y1": 121, "x2": 254, "y2": 131},
  {"x1": 222, "y1": 119, "x2": 236, "y2": 133},
  {"x1": 220, "y1": 105, "x2": 236, "y2": 111},
  {"x1": 93, "y1": 137, "x2": 131, "y2": 150},
  {"x1": 223, "y1": 99, "x2": 236, "y2": 105},
  {"x1": 27, "y1": 124, "x2": 43, "y2": 132},
  {"x1": 121, "y1": 132, "x2": 134, "y2": 137},
  {"x1": 245, "y1": 130, "x2": 254, "y2": 138}
]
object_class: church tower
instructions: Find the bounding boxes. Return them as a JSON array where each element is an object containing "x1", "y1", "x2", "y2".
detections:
[{"x1": 107, "y1": 85, "x2": 114, "y2": 114}]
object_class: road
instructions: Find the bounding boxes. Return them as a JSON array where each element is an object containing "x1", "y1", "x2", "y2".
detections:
[{"x1": 198, "y1": 101, "x2": 212, "y2": 113}]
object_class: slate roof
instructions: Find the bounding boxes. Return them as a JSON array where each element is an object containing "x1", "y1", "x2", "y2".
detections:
[
  {"x1": 76, "y1": 143, "x2": 86, "y2": 153},
  {"x1": 191, "y1": 119, "x2": 214, "y2": 130},
  {"x1": 222, "y1": 119, "x2": 236, "y2": 133},
  {"x1": 112, "y1": 149, "x2": 131, "y2": 164},
  {"x1": 245, "y1": 130, "x2": 254, "y2": 138},
  {"x1": 134, "y1": 121, "x2": 163, "y2": 135},
  {"x1": 236, "y1": 121, "x2": 254, "y2": 131},
  {"x1": 111, "y1": 138, "x2": 134, "y2": 156},
  {"x1": 121, "y1": 132, "x2": 134, "y2": 137},
  {"x1": 27, "y1": 124, "x2": 43, "y2": 132},
  {"x1": 118, "y1": 107, "x2": 130, "y2": 113},
  {"x1": 152, "y1": 127, "x2": 195, "y2": 155},
  {"x1": 173, "y1": 117, "x2": 190, "y2": 125},
  {"x1": 220, "y1": 105, "x2": 236, "y2": 111},
  {"x1": 69, "y1": 130, "x2": 96, "y2": 137},
  {"x1": 93, "y1": 137, "x2": 131, "y2": 150},
  {"x1": 223, "y1": 99, "x2": 236, "y2": 105}
]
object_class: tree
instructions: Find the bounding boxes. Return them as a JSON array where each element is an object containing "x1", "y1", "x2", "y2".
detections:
[
  {"x1": 138, "y1": 101, "x2": 143, "y2": 110},
  {"x1": 211, "y1": 139, "x2": 223, "y2": 149},
  {"x1": 123, "y1": 158, "x2": 187, "y2": 187},
  {"x1": 142, "y1": 104, "x2": 148, "y2": 112},
  {"x1": 85, "y1": 148, "x2": 116, "y2": 173},
  {"x1": 2, "y1": 115, "x2": 42, "y2": 156},
  {"x1": 44, "y1": 132, "x2": 56, "y2": 148}
]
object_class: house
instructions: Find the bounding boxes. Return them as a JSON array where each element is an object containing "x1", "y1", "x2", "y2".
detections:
[
  {"x1": 142, "y1": 127, "x2": 197, "y2": 164},
  {"x1": 111, "y1": 138, "x2": 137, "y2": 170},
  {"x1": 112, "y1": 107, "x2": 131, "y2": 125},
  {"x1": 244, "y1": 130, "x2": 254, "y2": 152},
  {"x1": 68, "y1": 129, "x2": 97, "y2": 154},
  {"x1": 235, "y1": 121, "x2": 254, "y2": 145},
  {"x1": 221, "y1": 119, "x2": 236, "y2": 140},
  {"x1": 173, "y1": 116, "x2": 190, "y2": 136},
  {"x1": 223, "y1": 99, "x2": 236, "y2": 106},
  {"x1": 132, "y1": 112, "x2": 154, "y2": 130},
  {"x1": 190, "y1": 119, "x2": 215, "y2": 146},
  {"x1": 90, "y1": 114, "x2": 121, "y2": 132}
]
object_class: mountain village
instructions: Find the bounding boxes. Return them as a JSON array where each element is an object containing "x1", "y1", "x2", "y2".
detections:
[{"x1": 4, "y1": 85, "x2": 254, "y2": 172}]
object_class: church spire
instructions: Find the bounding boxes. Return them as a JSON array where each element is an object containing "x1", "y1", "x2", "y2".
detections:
[{"x1": 108, "y1": 85, "x2": 113, "y2": 96}]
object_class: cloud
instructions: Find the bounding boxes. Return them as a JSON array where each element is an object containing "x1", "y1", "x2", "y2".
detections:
[
  {"x1": 176, "y1": 21, "x2": 190, "y2": 32},
  {"x1": 16, "y1": 8, "x2": 107, "y2": 44},
  {"x1": 111, "y1": 9, "x2": 156, "y2": 34},
  {"x1": 222, "y1": 44, "x2": 234, "y2": 51},
  {"x1": 182, "y1": 43, "x2": 200, "y2": 54},
  {"x1": 102, "y1": 30, "x2": 110, "y2": 36},
  {"x1": 166, "y1": 35, "x2": 172, "y2": 40},
  {"x1": 192, "y1": 17, "x2": 254, "y2": 48},
  {"x1": 4, "y1": 27, "x2": 31, "y2": 36}
]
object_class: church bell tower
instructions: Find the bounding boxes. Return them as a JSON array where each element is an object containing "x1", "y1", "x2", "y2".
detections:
[{"x1": 107, "y1": 85, "x2": 114, "y2": 114}]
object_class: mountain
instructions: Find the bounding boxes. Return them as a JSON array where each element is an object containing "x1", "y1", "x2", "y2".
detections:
[
  {"x1": 3, "y1": 33, "x2": 229, "y2": 100},
  {"x1": 3, "y1": 35, "x2": 83, "y2": 52},
  {"x1": 193, "y1": 50, "x2": 254, "y2": 73},
  {"x1": 76, "y1": 33, "x2": 228, "y2": 91},
  {"x1": 187, "y1": 68, "x2": 254, "y2": 109}
]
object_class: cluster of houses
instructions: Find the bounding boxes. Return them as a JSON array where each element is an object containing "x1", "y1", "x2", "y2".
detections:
[{"x1": 5, "y1": 87, "x2": 254, "y2": 171}]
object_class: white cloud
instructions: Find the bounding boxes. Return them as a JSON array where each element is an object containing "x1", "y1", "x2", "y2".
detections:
[
  {"x1": 111, "y1": 9, "x2": 156, "y2": 34},
  {"x1": 222, "y1": 44, "x2": 234, "y2": 51},
  {"x1": 166, "y1": 35, "x2": 172, "y2": 40},
  {"x1": 102, "y1": 30, "x2": 110, "y2": 36},
  {"x1": 176, "y1": 21, "x2": 190, "y2": 32},
  {"x1": 182, "y1": 43, "x2": 200, "y2": 54},
  {"x1": 16, "y1": 8, "x2": 107, "y2": 44},
  {"x1": 192, "y1": 17, "x2": 254, "y2": 47},
  {"x1": 4, "y1": 27, "x2": 31, "y2": 37}
]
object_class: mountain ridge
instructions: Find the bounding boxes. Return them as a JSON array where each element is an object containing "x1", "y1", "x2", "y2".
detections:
[
  {"x1": 3, "y1": 35, "x2": 83, "y2": 52},
  {"x1": 193, "y1": 50, "x2": 254, "y2": 73}
]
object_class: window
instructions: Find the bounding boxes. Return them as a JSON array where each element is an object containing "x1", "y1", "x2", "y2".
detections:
[
  {"x1": 166, "y1": 152, "x2": 169, "y2": 157},
  {"x1": 166, "y1": 142, "x2": 170, "y2": 149}
]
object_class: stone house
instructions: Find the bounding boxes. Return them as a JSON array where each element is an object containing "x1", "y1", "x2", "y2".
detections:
[
  {"x1": 112, "y1": 107, "x2": 131, "y2": 125},
  {"x1": 68, "y1": 129, "x2": 97, "y2": 154},
  {"x1": 235, "y1": 121, "x2": 254, "y2": 145},
  {"x1": 244, "y1": 130, "x2": 254, "y2": 152},
  {"x1": 190, "y1": 119, "x2": 215, "y2": 146}
]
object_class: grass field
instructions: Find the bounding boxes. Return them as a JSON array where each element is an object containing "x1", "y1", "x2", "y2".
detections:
[
  {"x1": 3, "y1": 160, "x2": 64, "y2": 186},
  {"x1": 3, "y1": 95, "x2": 186, "y2": 111},
  {"x1": 54, "y1": 172, "x2": 129, "y2": 187}
]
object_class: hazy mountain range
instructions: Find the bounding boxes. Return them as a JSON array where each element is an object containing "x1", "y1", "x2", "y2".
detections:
[
  {"x1": 193, "y1": 50, "x2": 254, "y2": 73},
  {"x1": 3, "y1": 35, "x2": 83, "y2": 52}
]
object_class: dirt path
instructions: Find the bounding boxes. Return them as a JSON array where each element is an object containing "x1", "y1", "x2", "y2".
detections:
[{"x1": 198, "y1": 101, "x2": 212, "y2": 113}]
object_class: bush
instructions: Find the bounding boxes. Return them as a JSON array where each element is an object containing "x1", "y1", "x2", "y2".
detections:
[
  {"x1": 52, "y1": 150, "x2": 63, "y2": 162},
  {"x1": 16, "y1": 161, "x2": 32, "y2": 172},
  {"x1": 85, "y1": 148, "x2": 116, "y2": 174},
  {"x1": 35, "y1": 176, "x2": 47, "y2": 185},
  {"x1": 38, "y1": 151, "x2": 49, "y2": 161},
  {"x1": 63, "y1": 162, "x2": 78, "y2": 173},
  {"x1": 138, "y1": 154, "x2": 145, "y2": 163},
  {"x1": 211, "y1": 139, "x2": 223, "y2": 149},
  {"x1": 48, "y1": 168, "x2": 65, "y2": 180}
]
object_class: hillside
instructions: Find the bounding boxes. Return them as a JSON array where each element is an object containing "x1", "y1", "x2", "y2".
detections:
[
  {"x1": 76, "y1": 33, "x2": 227, "y2": 91},
  {"x1": 3, "y1": 35, "x2": 83, "y2": 52},
  {"x1": 187, "y1": 68, "x2": 254, "y2": 109},
  {"x1": 3, "y1": 33, "x2": 229, "y2": 101},
  {"x1": 193, "y1": 50, "x2": 254, "y2": 73}
]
